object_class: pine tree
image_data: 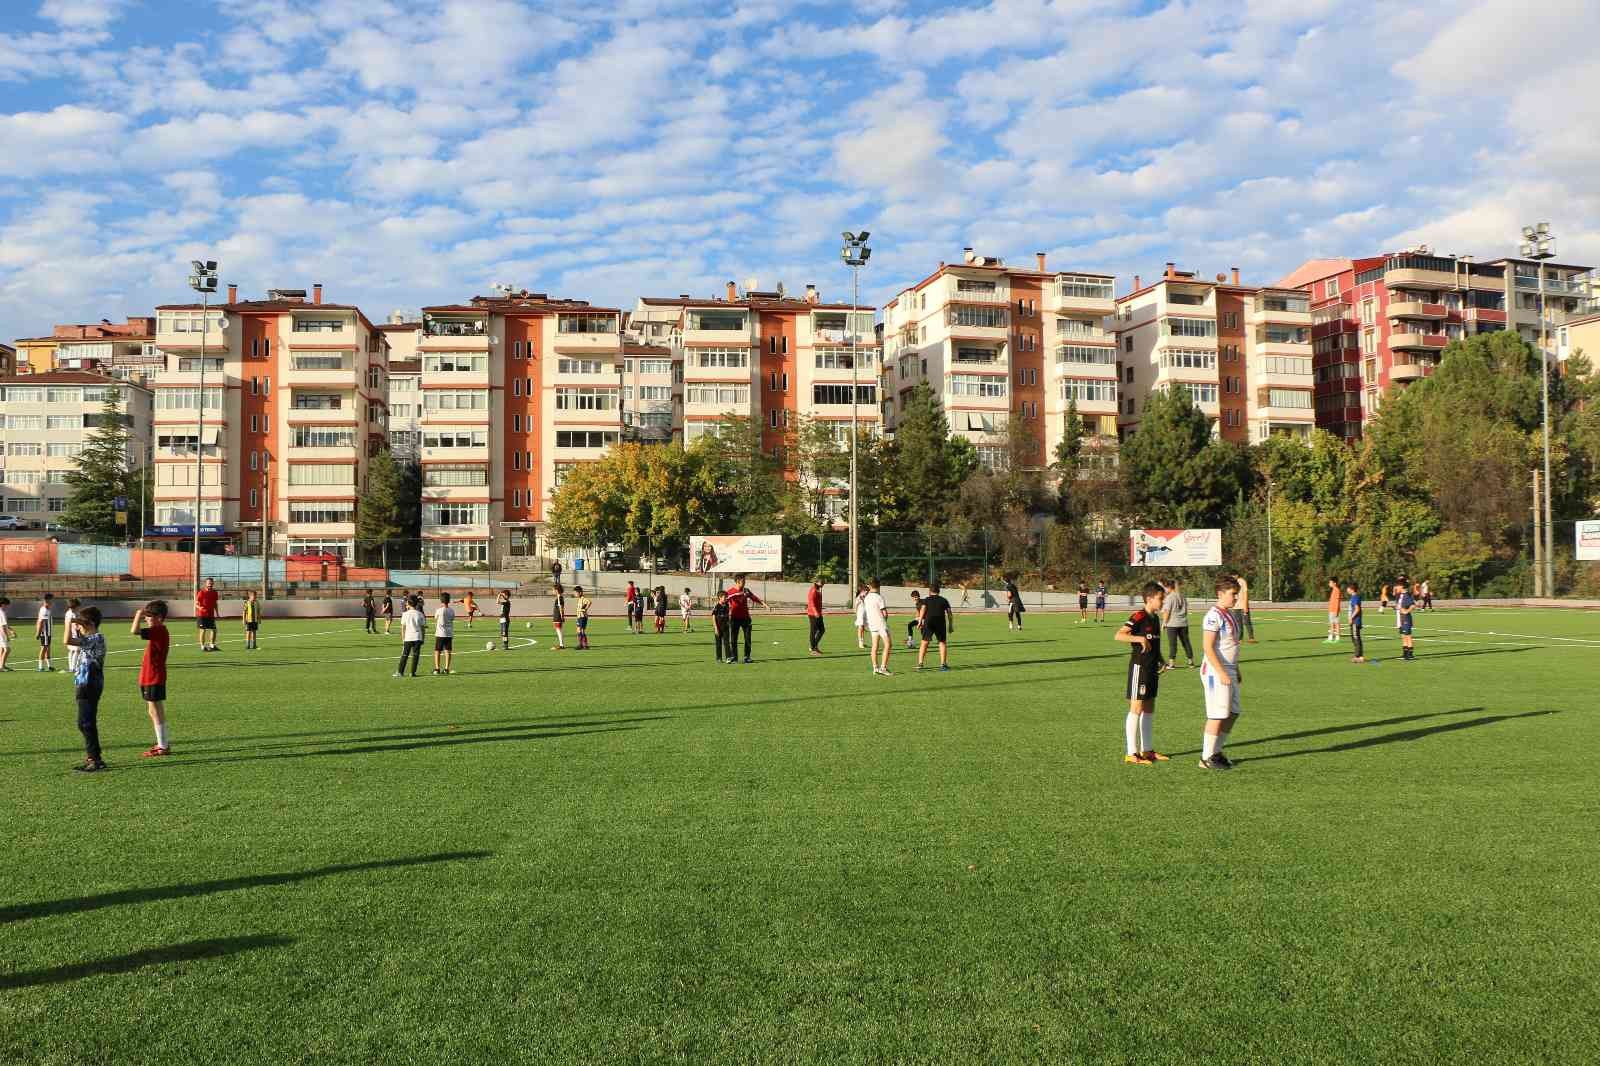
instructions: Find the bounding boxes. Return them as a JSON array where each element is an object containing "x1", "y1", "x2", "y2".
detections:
[
  {"x1": 357, "y1": 449, "x2": 405, "y2": 566},
  {"x1": 62, "y1": 386, "x2": 133, "y2": 539}
]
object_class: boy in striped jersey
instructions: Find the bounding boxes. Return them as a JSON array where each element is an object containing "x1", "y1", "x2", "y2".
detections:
[{"x1": 1115, "y1": 581, "x2": 1167, "y2": 765}]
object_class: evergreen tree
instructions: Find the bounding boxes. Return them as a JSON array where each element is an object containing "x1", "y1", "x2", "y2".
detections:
[
  {"x1": 357, "y1": 449, "x2": 405, "y2": 566},
  {"x1": 882, "y1": 383, "x2": 973, "y2": 527},
  {"x1": 62, "y1": 387, "x2": 133, "y2": 539},
  {"x1": 1118, "y1": 386, "x2": 1251, "y2": 527}
]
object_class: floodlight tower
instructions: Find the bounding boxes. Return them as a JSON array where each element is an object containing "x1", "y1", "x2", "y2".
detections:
[
  {"x1": 841, "y1": 231, "x2": 871, "y2": 598},
  {"x1": 186, "y1": 259, "x2": 219, "y2": 603},
  {"x1": 1519, "y1": 222, "x2": 1555, "y2": 597}
]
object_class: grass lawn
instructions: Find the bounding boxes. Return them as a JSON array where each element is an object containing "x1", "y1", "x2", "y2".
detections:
[{"x1": 3, "y1": 605, "x2": 1598, "y2": 1064}]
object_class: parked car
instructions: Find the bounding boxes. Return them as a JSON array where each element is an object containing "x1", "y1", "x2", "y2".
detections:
[
  {"x1": 286, "y1": 550, "x2": 343, "y2": 564},
  {"x1": 0, "y1": 514, "x2": 26, "y2": 531},
  {"x1": 600, "y1": 550, "x2": 639, "y2": 572},
  {"x1": 45, "y1": 522, "x2": 75, "y2": 534}
]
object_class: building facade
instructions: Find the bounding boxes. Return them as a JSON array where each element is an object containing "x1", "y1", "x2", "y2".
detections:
[
  {"x1": 12, "y1": 317, "x2": 162, "y2": 383},
  {"x1": 379, "y1": 318, "x2": 422, "y2": 461},
  {"x1": 883, "y1": 251, "x2": 1117, "y2": 470},
  {"x1": 151, "y1": 285, "x2": 388, "y2": 559},
  {"x1": 0, "y1": 371, "x2": 152, "y2": 522}
]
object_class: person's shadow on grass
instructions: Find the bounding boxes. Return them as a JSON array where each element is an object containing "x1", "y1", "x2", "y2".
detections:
[{"x1": 0, "y1": 935, "x2": 294, "y2": 990}]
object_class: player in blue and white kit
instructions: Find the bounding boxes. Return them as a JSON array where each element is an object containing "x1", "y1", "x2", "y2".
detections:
[
  {"x1": 1346, "y1": 581, "x2": 1365, "y2": 663},
  {"x1": 1198, "y1": 574, "x2": 1248, "y2": 770},
  {"x1": 1397, "y1": 580, "x2": 1417, "y2": 661}
]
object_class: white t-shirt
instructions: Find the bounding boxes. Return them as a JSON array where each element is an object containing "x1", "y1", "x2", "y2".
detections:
[
  {"x1": 0, "y1": 606, "x2": 8, "y2": 646},
  {"x1": 37, "y1": 603, "x2": 52, "y2": 634},
  {"x1": 679, "y1": 593, "x2": 692, "y2": 615},
  {"x1": 1201, "y1": 605, "x2": 1241, "y2": 676},
  {"x1": 854, "y1": 592, "x2": 868, "y2": 627},
  {"x1": 862, "y1": 592, "x2": 888, "y2": 633},
  {"x1": 434, "y1": 605, "x2": 455, "y2": 638},
  {"x1": 401, "y1": 608, "x2": 425, "y2": 642}
]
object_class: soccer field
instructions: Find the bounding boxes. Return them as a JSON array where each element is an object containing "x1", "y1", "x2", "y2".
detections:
[{"x1": 3, "y1": 607, "x2": 1598, "y2": 1064}]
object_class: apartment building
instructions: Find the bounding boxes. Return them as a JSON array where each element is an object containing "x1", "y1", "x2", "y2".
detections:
[
  {"x1": 630, "y1": 282, "x2": 878, "y2": 453},
  {"x1": 883, "y1": 250, "x2": 1117, "y2": 470},
  {"x1": 12, "y1": 317, "x2": 163, "y2": 383},
  {"x1": 378, "y1": 318, "x2": 422, "y2": 461},
  {"x1": 414, "y1": 291, "x2": 633, "y2": 566},
  {"x1": 0, "y1": 371, "x2": 152, "y2": 520},
  {"x1": 1282, "y1": 251, "x2": 1515, "y2": 440},
  {"x1": 0, "y1": 344, "x2": 13, "y2": 376},
  {"x1": 1481, "y1": 255, "x2": 1593, "y2": 353},
  {"x1": 1112, "y1": 264, "x2": 1315, "y2": 444},
  {"x1": 150, "y1": 284, "x2": 389, "y2": 558}
]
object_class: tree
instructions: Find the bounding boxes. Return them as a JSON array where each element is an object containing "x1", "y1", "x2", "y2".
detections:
[
  {"x1": 1414, "y1": 530, "x2": 1492, "y2": 596},
  {"x1": 1119, "y1": 387, "x2": 1251, "y2": 528},
  {"x1": 357, "y1": 449, "x2": 406, "y2": 567},
  {"x1": 63, "y1": 387, "x2": 133, "y2": 539},
  {"x1": 880, "y1": 383, "x2": 975, "y2": 528}
]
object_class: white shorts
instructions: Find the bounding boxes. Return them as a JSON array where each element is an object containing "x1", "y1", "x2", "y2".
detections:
[
  {"x1": 1201, "y1": 669, "x2": 1241, "y2": 719},
  {"x1": 1329, "y1": 612, "x2": 1340, "y2": 625},
  {"x1": 855, "y1": 608, "x2": 867, "y2": 628},
  {"x1": 867, "y1": 625, "x2": 889, "y2": 640}
]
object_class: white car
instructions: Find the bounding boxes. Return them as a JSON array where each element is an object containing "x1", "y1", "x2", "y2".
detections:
[{"x1": 0, "y1": 515, "x2": 25, "y2": 531}]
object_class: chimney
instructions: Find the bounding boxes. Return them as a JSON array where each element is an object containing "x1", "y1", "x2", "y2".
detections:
[
  {"x1": 1165, "y1": 261, "x2": 1176, "y2": 278},
  {"x1": 1133, "y1": 274, "x2": 1142, "y2": 291},
  {"x1": 1036, "y1": 251, "x2": 1047, "y2": 272},
  {"x1": 313, "y1": 283, "x2": 323, "y2": 305},
  {"x1": 227, "y1": 283, "x2": 238, "y2": 304},
  {"x1": 726, "y1": 280, "x2": 737, "y2": 301},
  {"x1": 1230, "y1": 267, "x2": 1240, "y2": 286}
]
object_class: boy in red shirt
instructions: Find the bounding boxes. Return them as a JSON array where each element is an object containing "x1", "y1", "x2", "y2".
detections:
[
  {"x1": 806, "y1": 577, "x2": 825, "y2": 656},
  {"x1": 131, "y1": 600, "x2": 172, "y2": 756},
  {"x1": 195, "y1": 576, "x2": 220, "y2": 652},
  {"x1": 724, "y1": 574, "x2": 770, "y2": 664}
]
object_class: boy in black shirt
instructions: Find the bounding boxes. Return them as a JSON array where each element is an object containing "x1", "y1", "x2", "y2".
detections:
[
  {"x1": 1114, "y1": 581, "x2": 1168, "y2": 765},
  {"x1": 498, "y1": 589, "x2": 513, "y2": 649},
  {"x1": 711, "y1": 590, "x2": 731, "y2": 662},
  {"x1": 915, "y1": 582, "x2": 954, "y2": 671}
]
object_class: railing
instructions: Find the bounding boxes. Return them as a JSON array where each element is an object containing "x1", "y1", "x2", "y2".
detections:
[
  {"x1": 949, "y1": 286, "x2": 1009, "y2": 303},
  {"x1": 423, "y1": 321, "x2": 486, "y2": 337},
  {"x1": 1514, "y1": 274, "x2": 1588, "y2": 294}
]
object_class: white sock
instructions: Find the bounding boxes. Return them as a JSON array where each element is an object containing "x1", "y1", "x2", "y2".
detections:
[
  {"x1": 1216, "y1": 730, "x2": 1229, "y2": 753},
  {"x1": 155, "y1": 722, "x2": 169, "y2": 749},
  {"x1": 1202, "y1": 732, "x2": 1218, "y2": 759},
  {"x1": 1125, "y1": 712, "x2": 1139, "y2": 755},
  {"x1": 555, "y1": 631, "x2": 564, "y2": 647},
  {"x1": 1139, "y1": 713, "x2": 1154, "y2": 753}
]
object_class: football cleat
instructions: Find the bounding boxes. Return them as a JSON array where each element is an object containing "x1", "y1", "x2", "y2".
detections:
[
  {"x1": 1141, "y1": 750, "x2": 1170, "y2": 762},
  {"x1": 1124, "y1": 753, "x2": 1154, "y2": 766}
]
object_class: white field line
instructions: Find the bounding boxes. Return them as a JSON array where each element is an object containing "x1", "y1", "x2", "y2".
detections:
[
  {"x1": 99, "y1": 633, "x2": 538, "y2": 671},
  {"x1": 1273, "y1": 615, "x2": 1598, "y2": 648}
]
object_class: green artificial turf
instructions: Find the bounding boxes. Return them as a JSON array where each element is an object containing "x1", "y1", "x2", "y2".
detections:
[{"x1": 2, "y1": 606, "x2": 1598, "y2": 1065}]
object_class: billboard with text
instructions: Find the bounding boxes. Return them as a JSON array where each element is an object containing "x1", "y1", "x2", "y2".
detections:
[
  {"x1": 1129, "y1": 528, "x2": 1223, "y2": 567},
  {"x1": 691, "y1": 534, "x2": 784, "y2": 574},
  {"x1": 1578, "y1": 520, "x2": 1600, "y2": 562}
]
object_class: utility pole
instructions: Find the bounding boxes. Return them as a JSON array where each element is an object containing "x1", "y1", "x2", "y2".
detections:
[
  {"x1": 261, "y1": 453, "x2": 271, "y2": 601},
  {"x1": 186, "y1": 259, "x2": 219, "y2": 604},
  {"x1": 1520, "y1": 223, "x2": 1557, "y2": 598},
  {"x1": 841, "y1": 231, "x2": 872, "y2": 602},
  {"x1": 1533, "y1": 468, "x2": 1544, "y2": 597}
]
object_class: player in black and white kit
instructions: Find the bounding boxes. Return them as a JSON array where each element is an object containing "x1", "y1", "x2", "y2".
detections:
[
  {"x1": 915, "y1": 582, "x2": 954, "y2": 671},
  {"x1": 497, "y1": 589, "x2": 512, "y2": 649},
  {"x1": 1115, "y1": 581, "x2": 1168, "y2": 765}
]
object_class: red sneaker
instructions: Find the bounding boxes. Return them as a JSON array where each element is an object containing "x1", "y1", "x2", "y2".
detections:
[
  {"x1": 141, "y1": 746, "x2": 170, "y2": 758},
  {"x1": 1141, "y1": 750, "x2": 1171, "y2": 762}
]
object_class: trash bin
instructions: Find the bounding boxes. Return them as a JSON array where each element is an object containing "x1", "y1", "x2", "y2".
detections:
[{"x1": 573, "y1": 558, "x2": 585, "y2": 571}]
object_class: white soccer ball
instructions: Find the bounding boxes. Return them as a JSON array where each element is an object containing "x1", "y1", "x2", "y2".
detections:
[
  {"x1": 526, "y1": 621, "x2": 534, "y2": 629},
  {"x1": 485, "y1": 641, "x2": 495, "y2": 651}
]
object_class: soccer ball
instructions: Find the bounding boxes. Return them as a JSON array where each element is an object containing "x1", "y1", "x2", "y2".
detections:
[
  {"x1": 485, "y1": 641, "x2": 495, "y2": 651},
  {"x1": 526, "y1": 621, "x2": 534, "y2": 629}
]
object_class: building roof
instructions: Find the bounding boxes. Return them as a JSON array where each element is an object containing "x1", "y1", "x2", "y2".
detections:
[
  {"x1": 378, "y1": 322, "x2": 422, "y2": 332},
  {"x1": 622, "y1": 342, "x2": 673, "y2": 355},
  {"x1": 1482, "y1": 256, "x2": 1594, "y2": 272},
  {"x1": 1275, "y1": 258, "x2": 1353, "y2": 290},
  {"x1": 156, "y1": 299, "x2": 384, "y2": 336},
  {"x1": 637, "y1": 296, "x2": 873, "y2": 312},
  {"x1": 422, "y1": 294, "x2": 620, "y2": 315},
  {"x1": 0, "y1": 370, "x2": 150, "y2": 390}
]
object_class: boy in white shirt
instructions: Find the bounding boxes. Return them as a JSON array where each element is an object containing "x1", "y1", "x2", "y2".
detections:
[
  {"x1": 394, "y1": 595, "x2": 427, "y2": 677},
  {"x1": 1198, "y1": 574, "x2": 1249, "y2": 770},
  {"x1": 36, "y1": 593, "x2": 55, "y2": 672},
  {"x1": 0, "y1": 596, "x2": 12, "y2": 672},
  {"x1": 853, "y1": 582, "x2": 869, "y2": 650},
  {"x1": 432, "y1": 593, "x2": 456, "y2": 675},
  {"x1": 679, "y1": 587, "x2": 694, "y2": 632},
  {"x1": 63, "y1": 598, "x2": 81, "y2": 679},
  {"x1": 863, "y1": 579, "x2": 892, "y2": 676}
]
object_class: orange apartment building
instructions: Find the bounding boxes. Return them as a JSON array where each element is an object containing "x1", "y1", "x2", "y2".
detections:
[
  {"x1": 151, "y1": 284, "x2": 389, "y2": 557},
  {"x1": 882, "y1": 249, "x2": 1118, "y2": 472}
]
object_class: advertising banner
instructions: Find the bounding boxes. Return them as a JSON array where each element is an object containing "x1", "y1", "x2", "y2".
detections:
[
  {"x1": 690, "y1": 534, "x2": 783, "y2": 574},
  {"x1": 1129, "y1": 528, "x2": 1223, "y2": 567},
  {"x1": 1577, "y1": 520, "x2": 1600, "y2": 562}
]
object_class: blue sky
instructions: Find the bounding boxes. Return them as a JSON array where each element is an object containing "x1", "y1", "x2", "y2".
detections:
[{"x1": 2, "y1": 0, "x2": 1598, "y2": 338}]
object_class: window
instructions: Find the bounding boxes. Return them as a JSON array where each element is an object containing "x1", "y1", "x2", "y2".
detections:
[
  {"x1": 1018, "y1": 368, "x2": 1037, "y2": 386},
  {"x1": 45, "y1": 387, "x2": 81, "y2": 404},
  {"x1": 1222, "y1": 312, "x2": 1238, "y2": 329},
  {"x1": 291, "y1": 427, "x2": 356, "y2": 448},
  {"x1": 1061, "y1": 378, "x2": 1116, "y2": 403},
  {"x1": 555, "y1": 430, "x2": 618, "y2": 448},
  {"x1": 426, "y1": 502, "x2": 488, "y2": 526},
  {"x1": 46, "y1": 443, "x2": 83, "y2": 458},
  {"x1": 557, "y1": 314, "x2": 618, "y2": 334},
  {"x1": 1164, "y1": 317, "x2": 1216, "y2": 338},
  {"x1": 812, "y1": 384, "x2": 877, "y2": 405},
  {"x1": 293, "y1": 353, "x2": 346, "y2": 371},
  {"x1": 512, "y1": 340, "x2": 524, "y2": 358},
  {"x1": 287, "y1": 463, "x2": 356, "y2": 486},
  {"x1": 250, "y1": 450, "x2": 259, "y2": 471},
  {"x1": 1177, "y1": 382, "x2": 1218, "y2": 405},
  {"x1": 5, "y1": 415, "x2": 43, "y2": 430},
  {"x1": 1266, "y1": 389, "x2": 1313, "y2": 409},
  {"x1": 768, "y1": 409, "x2": 779, "y2": 428},
  {"x1": 1263, "y1": 326, "x2": 1310, "y2": 345},
  {"x1": 947, "y1": 306, "x2": 1008, "y2": 329},
  {"x1": 1058, "y1": 275, "x2": 1114, "y2": 300},
  {"x1": 1160, "y1": 349, "x2": 1217, "y2": 370},
  {"x1": 1325, "y1": 278, "x2": 1341, "y2": 298},
  {"x1": 7, "y1": 497, "x2": 41, "y2": 512},
  {"x1": 290, "y1": 502, "x2": 355, "y2": 523},
  {"x1": 1056, "y1": 319, "x2": 1105, "y2": 340},
  {"x1": 423, "y1": 390, "x2": 488, "y2": 411},
  {"x1": 693, "y1": 348, "x2": 750, "y2": 368},
  {"x1": 1260, "y1": 356, "x2": 1311, "y2": 376},
  {"x1": 290, "y1": 393, "x2": 344, "y2": 411},
  {"x1": 47, "y1": 496, "x2": 66, "y2": 513},
  {"x1": 626, "y1": 385, "x2": 671, "y2": 401},
  {"x1": 511, "y1": 451, "x2": 522, "y2": 470},
  {"x1": 156, "y1": 387, "x2": 223, "y2": 411},
  {"x1": 557, "y1": 358, "x2": 605, "y2": 374},
  {"x1": 292, "y1": 318, "x2": 346, "y2": 333},
  {"x1": 954, "y1": 346, "x2": 998, "y2": 364},
  {"x1": 424, "y1": 540, "x2": 488, "y2": 565},
  {"x1": 685, "y1": 383, "x2": 749, "y2": 405},
  {"x1": 948, "y1": 375, "x2": 1006, "y2": 398},
  {"x1": 7, "y1": 442, "x2": 42, "y2": 456},
  {"x1": 814, "y1": 349, "x2": 858, "y2": 370},
  {"x1": 154, "y1": 465, "x2": 222, "y2": 487},
  {"x1": 956, "y1": 279, "x2": 998, "y2": 294},
  {"x1": 161, "y1": 311, "x2": 225, "y2": 335},
  {"x1": 636, "y1": 358, "x2": 672, "y2": 374},
  {"x1": 1124, "y1": 366, "x2": 1134, "y2": 384},
  {"x1": 422, "y1": 465, "x2": 491, "y2": 489},
  {"x1": 554, "y1": 387, "x2": 619, "y2": 411},
  {"x1": 421, "y1": 430, "x2": 487, "y2": 449},
  {"x1": 511, "y1": 413, "x2": 522, "y2": 431},
  {"x1": 1056, "y1": 345, "x2": 1116, "y2": 366},
  {"x1": 423, "y1": 354, "x2": 486, "y2": 373}
]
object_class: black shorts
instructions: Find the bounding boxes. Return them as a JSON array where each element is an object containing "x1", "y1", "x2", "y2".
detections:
[
  {"x1": 245, "y1": 622, "x2": 259, "y2": 633},
  {"x1": 499, "y1": 618, "x2": 510, "y2": 635},
  {"x1": 434, "y1": 636, "x2": 454, "y2": 652},
  {"x1": 198, "y1": 616, "x2": 216, "y2": 630},
  {"x1": 1126, "y1": 659, "x2": 1159, "y2": 701},
  {"x1": 39, "y1": 632, "x2": 52, "y2": 646},
  {"x1": 1095, "y1": 598, "x2": 1106, "y2": 610},
  {"x1": 1079, "y1": 597, "x2": 1088, "y2": 609},
  {"x1": 920, "y1": 622, "x2": 948, "y2": 644},
  {"x1": 140, "y1": 683, "x2": 167, "y2": 703},
  {"x1": 1399, "y1": 621, "x2": 1413, "y2": 636}
]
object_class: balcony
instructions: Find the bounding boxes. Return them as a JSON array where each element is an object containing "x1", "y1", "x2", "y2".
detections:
[
  {"x1": 285, "y1": 364, "x2": 359, "y2": 388},
  {"x1": 1389, "y1": 331, "x2": 1448, "y2": 350},
  {"x1": 951, "y1": 347, "x2": 1004, "y2": 367},
  {"x1": 1514, "y1": 274, "x2": 1588, "y2": 295},
  {"x1": 945, "y1": 309, "x2": 1009, "y2": 337},
  {"x1": 948, "y1": 285, "x2": 1010, "y2": 304},
  {"x1": 1465, "y1": 307, "x2": 1508, "y2": 325},
  {"x1": 1388, "y1": 300, "x2": 1447, "y2": 320},
  {"x1": 1051, "y1": 289, "x2": 1115, "y2": 315},
  {"x1": 1254, "y1": 388, "x2": 1315, "y2": 415},
  {"x1": 285, "y1": 403, "x2": 358, "y2": 424},
  {"x1": 1248, "y1": 301, "x2": 1311, "y2": 326}
]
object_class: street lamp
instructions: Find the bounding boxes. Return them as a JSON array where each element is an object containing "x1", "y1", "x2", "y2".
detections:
[
  {"x1": 187, "y1": 259, "x2": 218, "y2": 604},
  {"x1": 1519, "y1": 223, "x2": 1555, "y2": 598},
  {"x1": 841, "y1": 230, "x2": 871, "y2": 598}
]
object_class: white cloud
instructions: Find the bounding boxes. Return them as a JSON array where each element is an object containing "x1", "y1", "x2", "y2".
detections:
[
  {"x1": 0, "y1": 105, "x2": 126, "y2": 176},
  {"x1": 37, "y1": 0, "x2": 127, "y2": 30}
]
